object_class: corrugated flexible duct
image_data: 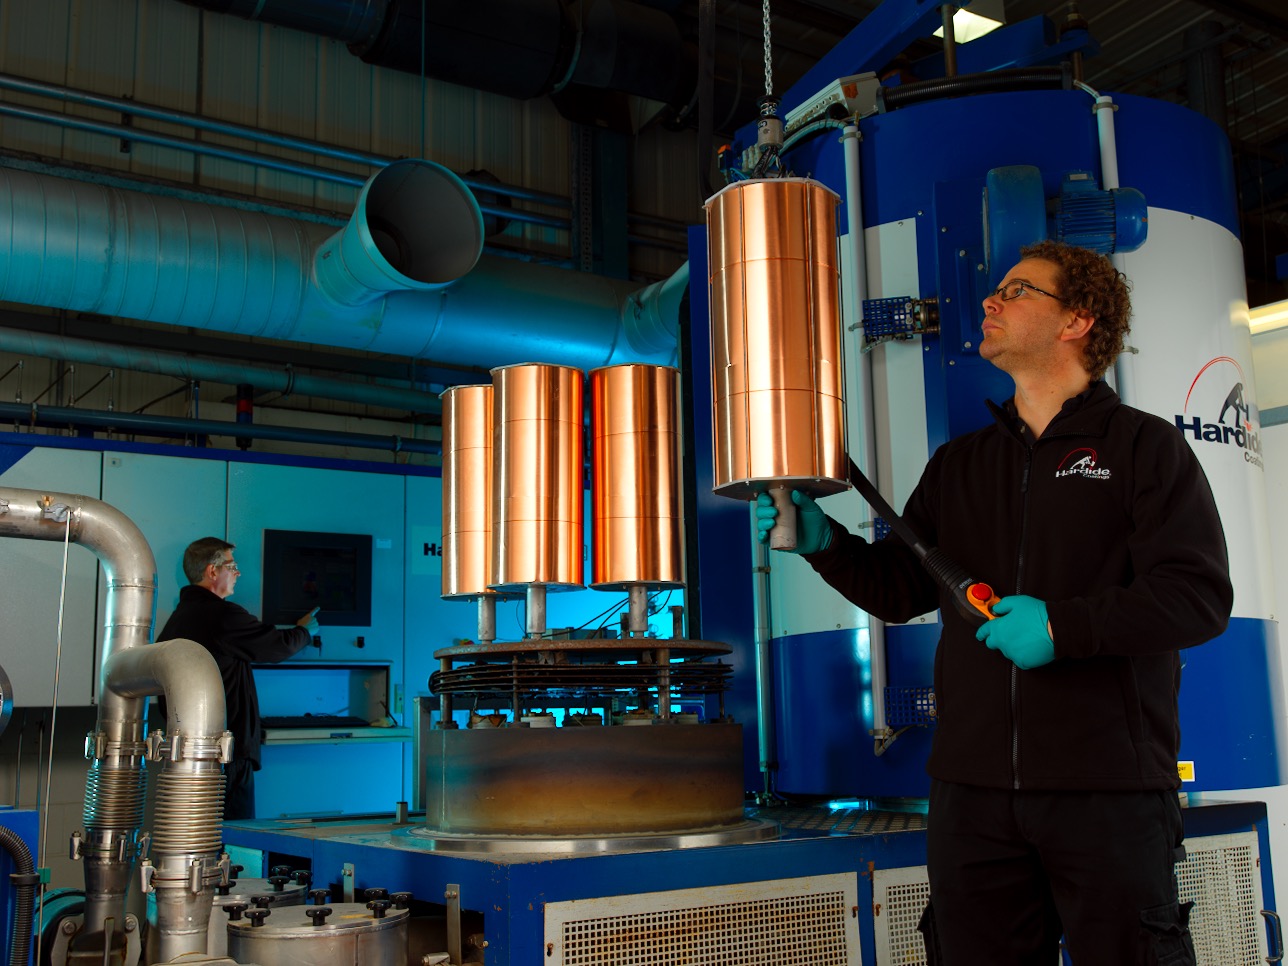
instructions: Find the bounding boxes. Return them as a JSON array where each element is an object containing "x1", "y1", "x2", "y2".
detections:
[{"x1": 0, "y1": 161, "x2": 682, "y2": 371}]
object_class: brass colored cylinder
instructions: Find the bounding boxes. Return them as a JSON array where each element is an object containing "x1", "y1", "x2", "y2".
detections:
[
  {"x1": 491, "y1": 363, "x2": 584, "y2": 591},
  {"x1": 440, "y1": 384, "x2": 495, "y2": 598},
  {"x1": 590, "y1": 364, "x2": 683, "y2": 589},
  {"x1": 705, "y1": 177, "x2": 848, "y2": 499}
]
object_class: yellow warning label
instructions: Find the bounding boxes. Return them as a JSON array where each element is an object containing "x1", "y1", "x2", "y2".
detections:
[{"x1": 1177, "y1": 761, "x2": 1195, "y2": 782}]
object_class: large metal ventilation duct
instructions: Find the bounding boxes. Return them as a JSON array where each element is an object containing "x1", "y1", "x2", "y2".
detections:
[
  {"x1": 176, "y1": 0, "x2": 747, "y2": 127},
  {"x1": 0, "y1": 162, "x2": 681, "y2": 370},
  {"x1": 0, "y1": 488, "x2": 231, "y2": 962}
]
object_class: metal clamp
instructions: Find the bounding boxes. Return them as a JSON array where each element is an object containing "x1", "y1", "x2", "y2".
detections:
[
  {"x1": 85, "y1": 730, "x2": 107, "y2": 761},
  {"x1": 39, "y1": 495, "x2": 72, "y2": 523},
  {"x1": 145, "y1": 730, "x2": 166, "y2": 761},
  {"x1": 139, "y1": 859, "x2": 155, "y2": 895},
  {"x1": 145, "y1": 729, "x2": 230, "y2": 762},
  {"x1": 85, "y1": 730, "x2": 147, "y2": 762}
]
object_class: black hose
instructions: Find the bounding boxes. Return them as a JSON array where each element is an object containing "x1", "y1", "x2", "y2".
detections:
[
  {"x1": 1, "y1": 823, "x2": 37, "y2": 966},
  {"x1": 878, "y1": 65, "x2": 1071, "y2": 112}
]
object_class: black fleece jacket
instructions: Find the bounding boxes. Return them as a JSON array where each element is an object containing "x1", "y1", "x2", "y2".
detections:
[
  {"x1": 157, "y1": 585, "x2": 312, "y2": 769},
  {"x1": 806, "y1": 381, "x2": 1233, "y2": 791}
]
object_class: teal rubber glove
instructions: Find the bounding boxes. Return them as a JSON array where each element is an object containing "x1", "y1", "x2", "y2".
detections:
[
  {"x1": 754, "y1": 490, "x2": 833, "y2": 554},
  {"x1": 975, "y1": 595, "x2": 1054, "y2": 669}
]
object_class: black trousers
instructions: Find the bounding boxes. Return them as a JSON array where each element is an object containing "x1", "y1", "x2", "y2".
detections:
[
  {"x1": 223, "y1": 758, "x2": 256, "y2": 821},
  {"x1": 921, "y1": 780, "x2": 1195, "y2": 966}
]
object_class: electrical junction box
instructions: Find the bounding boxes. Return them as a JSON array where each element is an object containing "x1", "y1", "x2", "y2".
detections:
[{"x1": 785, "y1": 73, "x2": 882, "y2": 131}]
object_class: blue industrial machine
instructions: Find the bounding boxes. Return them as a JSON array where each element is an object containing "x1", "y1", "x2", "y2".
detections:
[
  {"x1": 217, "y1": 4, "x2": 1283, "y2": 965},
  {"x1": 9, "y1": 1, "x2": 1273, "y2": 964}
]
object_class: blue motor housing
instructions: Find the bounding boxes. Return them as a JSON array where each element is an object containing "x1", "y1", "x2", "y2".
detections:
[{"x1": 1055, "y1": 170, "x2": 1148, "y2": 253}]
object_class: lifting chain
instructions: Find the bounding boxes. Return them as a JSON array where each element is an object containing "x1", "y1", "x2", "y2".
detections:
[{"x1": 761, "y1": 0, "x2": 774, "y2": 98}]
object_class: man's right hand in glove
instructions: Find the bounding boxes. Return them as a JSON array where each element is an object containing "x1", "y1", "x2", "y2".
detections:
[{"x1": 754, "y1": 490, "x2": 833, "y2": 554}]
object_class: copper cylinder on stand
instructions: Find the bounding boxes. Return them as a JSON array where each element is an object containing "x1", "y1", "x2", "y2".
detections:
[
  {"x1": 440, "y1": 384, "x2": 500, "y2": 657},
  {"x1": 490, "y1": 362, "x2": 584, "y2": 637},
  {"x1": 590, "y1": 363, "x2": 683, "y2": 644},
  {"x1": 705, "y1": 177, "x2": 848, "y2": 549}
]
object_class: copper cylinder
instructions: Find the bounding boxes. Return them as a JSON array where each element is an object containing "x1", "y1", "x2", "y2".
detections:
[
  {"x1": 440, "y1": 384, "x2": 496, "y2": 598},
  {"x1": 590, "y1": 364, "x2": 684, "y2": 589},
  {"x1": 491, "y1": 363, "x2": 584, "y2": 590},
  {"x1": 705, "y1": 177, "x2": 848, "y2": 499}
]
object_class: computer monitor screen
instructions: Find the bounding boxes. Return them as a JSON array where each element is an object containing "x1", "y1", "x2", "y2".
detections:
[{"x1": 261, "y1": 529, "x2": 372, "y2": 627}]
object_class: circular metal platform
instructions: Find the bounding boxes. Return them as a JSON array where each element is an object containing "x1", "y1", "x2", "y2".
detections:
[{"x1": 394, "y1": 818, "x2": 779, "y2": 855}]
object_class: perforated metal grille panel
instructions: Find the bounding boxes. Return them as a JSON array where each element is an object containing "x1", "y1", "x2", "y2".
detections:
[
  {"x1": 873, "y1": 865, "x2": 930, "y2": 966},
  {"x1": 544, "y1": 873, "x2": 861, "y2": 966},
  {"x1": 884, "y1": 686, "x2": 937, "y2": 727},
  {"x1": 1177, "y1": 831, "x2": 1266, "y2": 966}
]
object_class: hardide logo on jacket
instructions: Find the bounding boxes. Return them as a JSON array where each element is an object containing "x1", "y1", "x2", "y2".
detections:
[
  {"x1": 1174, "y1": 356, "x2": 1263, "y2": 469},
  {"x1": 1054, "y1": 448, "x2": 1111, "y2": 480}
]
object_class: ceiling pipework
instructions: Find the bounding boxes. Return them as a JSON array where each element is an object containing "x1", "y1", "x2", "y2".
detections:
[
  {"x1": 176, "y1": 0, "x2": 747, "y2": 128},
  {"x1": 0, "y1": 161, "x2": 684, "y2": 371}
]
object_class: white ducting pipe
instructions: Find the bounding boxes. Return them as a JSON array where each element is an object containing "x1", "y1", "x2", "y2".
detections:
[
  {"x1": 1090, "y1": 90, "x2": 1139, "y2": 405},
  {"x1": 0, "y1": 488, "x2": 229, "y2": 960},
  {"x1": 840, "y1": 124, "x2": 892, "y2": 750},
  {"x1": 0, "y1": 162, "x2": 682, "y2": 370}
]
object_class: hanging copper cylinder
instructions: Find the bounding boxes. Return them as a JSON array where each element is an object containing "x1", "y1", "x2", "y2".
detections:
[
  {"x1": 705, "y1": 177, "x2": 848, "y2": 499},
  {"x1": 440, "y1": 384, "x2": 495, "y2": 599},
  {"x1": 589, "y1": 364, "x2": 683, "y2": 589},
  {"x1": 491, "y1": 363, "x2": 584, "y2": 591}
]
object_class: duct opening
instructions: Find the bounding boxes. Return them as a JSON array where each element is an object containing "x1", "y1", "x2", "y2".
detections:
[{"x1": 313, "y1": 158, "x2": 485, "y2": 305}]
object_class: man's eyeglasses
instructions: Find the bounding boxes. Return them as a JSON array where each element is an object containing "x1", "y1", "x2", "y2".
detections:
[
  {"x1": 990, "y1": 280, "x2": 1066, "y2": 303},
  {"x1": 217, "y1": 561, "x2": 240, "y2": 574}
]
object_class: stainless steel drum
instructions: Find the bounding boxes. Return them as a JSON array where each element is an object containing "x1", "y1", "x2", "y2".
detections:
[
  {"x1": 206, "y1": 874, "x2": 308, "y2": 957},
  {"x1": 146, "y1": 871, "x2": 310, "y2": 960},
  {"x1": 227, "y1": 900, "x2": 409, "y2": 966}
]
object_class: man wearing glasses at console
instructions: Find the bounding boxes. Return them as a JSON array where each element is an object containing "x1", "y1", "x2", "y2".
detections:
[
  {"x1": 157, "y1": 538, "x2": 320, "y2": 820},
  {"x1": 756, "y1": 241, "x2": 1232, "y2": 964}
]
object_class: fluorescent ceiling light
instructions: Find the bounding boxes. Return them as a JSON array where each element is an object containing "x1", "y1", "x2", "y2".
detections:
[
  {"x1": 1249, "y1": 299, "x2": 1288, "y2": 334},
  {"x1": 933, "y1": 0, "x2": 1006, "y2": 44}
]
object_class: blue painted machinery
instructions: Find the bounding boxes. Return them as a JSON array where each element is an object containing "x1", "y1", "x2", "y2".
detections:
[{"x1": 219, "y1": 1, "x2": 1281, "y2": 962}]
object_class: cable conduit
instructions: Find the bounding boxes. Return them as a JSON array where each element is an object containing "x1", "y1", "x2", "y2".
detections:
[
  {"x1": 0, "y1": 402, "x2": 441, "y2": 455},
  {"x1": 0, "y1": 328, "x2": 444, "y2": 414},
  {"x1": 878, "y1": 65, "x2": 1070, "y2": 111}
]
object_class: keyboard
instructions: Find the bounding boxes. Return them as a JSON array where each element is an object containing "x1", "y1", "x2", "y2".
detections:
[{"x1": 261, "y1": 714, "x2": 370, "y2": 729}]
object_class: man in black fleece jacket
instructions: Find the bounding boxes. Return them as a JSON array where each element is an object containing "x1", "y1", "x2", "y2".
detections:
[
  {"x1": 157, "y1": 537, "x2": 318, "y2": 820},
  {"x1": 756, "y1": 241, "x2": 1232, "y2": 965}
]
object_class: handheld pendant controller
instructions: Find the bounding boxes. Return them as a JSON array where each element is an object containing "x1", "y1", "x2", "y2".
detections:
[{"x1": 845, "y1": 459, "x2": 1000, "y2": 628}]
